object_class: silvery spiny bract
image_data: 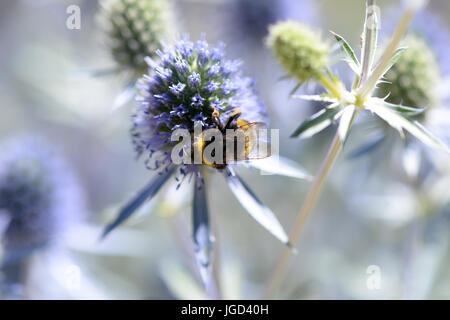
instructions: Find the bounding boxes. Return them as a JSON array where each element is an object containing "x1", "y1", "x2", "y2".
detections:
[
  {"x1": 0, "y1": 137, "x2": 85, "y2": 250},
  {"x1": 99, "y1": 0, "x2": 175, "y2": 76}
]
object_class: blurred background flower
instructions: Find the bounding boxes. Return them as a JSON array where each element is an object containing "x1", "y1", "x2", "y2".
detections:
[
  {"x1": 97, "y1": 0, "x2": 177, "y2": 108},
  {"x1": 0, "y1": 136, "x2": 86, "y2": 299}
]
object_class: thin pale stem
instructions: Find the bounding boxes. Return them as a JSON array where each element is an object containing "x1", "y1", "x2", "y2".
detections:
[
  {"x1": 317, "y1": 73, "x2": 342, "y2": 100},
  {"x1": 208, "y1": 209, "x2": 222, "y2": 300},
  {"x1": 202, "y1": 169, "x2": 222, "y2": 300},
  {"x1": 359, "y1": 0, "x2": 377, "y2": 86},
  {"x1": 264, "y1": 130, "x2": 343, "y2": 299}
]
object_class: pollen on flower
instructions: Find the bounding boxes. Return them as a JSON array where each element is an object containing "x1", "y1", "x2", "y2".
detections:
[{"x1": 131, "y1": 36, "x2": 266, "y2": 181}]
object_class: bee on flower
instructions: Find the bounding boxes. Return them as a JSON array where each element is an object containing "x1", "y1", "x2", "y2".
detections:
[{"x1": 102, "y1": 36, "x2": 310, "y2": 287}]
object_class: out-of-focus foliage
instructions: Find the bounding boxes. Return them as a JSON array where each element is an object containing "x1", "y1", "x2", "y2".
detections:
[
  {"x1": 98, "y1": 0, "x2": 176, "y2": 76},
  {"x1": 376, "y1": 36, "x2": 440, "y2": 110},
  {"x1": 267, "y1": 21, "x2": 330, "y2": 83}
]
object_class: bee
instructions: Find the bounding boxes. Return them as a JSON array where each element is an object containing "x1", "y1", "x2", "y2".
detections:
[{"x1": 194, "y1": 107, "x2": 271, "y2": 170}]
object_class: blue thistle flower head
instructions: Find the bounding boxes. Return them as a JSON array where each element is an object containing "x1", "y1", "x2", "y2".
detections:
[
  {"x1": 0, "y1": 137, "x2": 85, "y2": 250},
  {"x1": 132, "y1": 36, "x2": 266, "y2": 176}
]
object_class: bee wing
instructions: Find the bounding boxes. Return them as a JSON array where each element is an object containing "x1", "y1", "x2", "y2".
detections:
[
  {"x1": 243, "y1": 122, "x2": 272, "y2": 160},
  {"x1": 224, "y1": 122, "x2": 271, "y2": 162}
]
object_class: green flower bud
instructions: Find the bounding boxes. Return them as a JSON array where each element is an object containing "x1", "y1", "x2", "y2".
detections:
[
  {"x1": 267, "y1": 21, "x2": 330, "y2": 82},
  {"x1": 99, "y1": 0, "x2": 175, "y2": 75},
  {"x1": 377, "y1": 36, "x2": 440, "y2": 111}
]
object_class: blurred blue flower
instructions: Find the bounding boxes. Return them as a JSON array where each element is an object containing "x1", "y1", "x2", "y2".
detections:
[
  {"x1": 0, "y1": 137, "x2": 85, "y2": 250},
  {"x1": 0, "y1": 137, "x2": 86, "y2": 297}
]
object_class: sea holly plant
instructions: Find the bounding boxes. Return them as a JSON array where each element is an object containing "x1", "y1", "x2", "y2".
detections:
[
  {"x1": 349, "y1": 34, "x2": 445, "y2": 180},
  {"x1": 101, "y1": 36, "x2": 310, "y2": 297},
  {"x1": 264, "y1": 0, "x2": 449, "y2": 297}
]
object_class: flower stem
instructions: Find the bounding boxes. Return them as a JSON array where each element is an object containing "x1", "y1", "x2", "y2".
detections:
[
  {"x1": 202, "y1": 168, "x2": 222, "y2": 300},
  {"x1": 358, "y1": 0, "x2": 377, "y2": 86},
  {"x1": 357, "y1": 5, "x2": 416, "y2": 100},
  {"x1": 317, "y1": 73, "x2": 342, "y2": 100},
  {"x1": 264, "y1": 130, "x2": 343, "y2": 299}
]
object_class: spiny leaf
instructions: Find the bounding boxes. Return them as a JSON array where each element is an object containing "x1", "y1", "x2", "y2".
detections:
[
  {"x1": 101, "y1": 167, "x2": 175, "y2": 239},
  {"x1": 378, "y1": 47, "x2": 407, "y2": 80},
  {"x1": 192, "y1": 177, "x2": 213, "y2": 286},
  {"x1": 291, "y1": 103, "x2": 342, "y2": 139},
  {"x1": 247, "y1": 156, "x2": 312, "y2": 180},
  {"x1": 384, "y1": 101, "x2": 425, "y2": 117},
  {"x1": 338, "y1": 105, "x2": 356, "y2": 143},
  {"x1": 330, "y1": 31, "x2": 360, "y2": 73},
  {"x1": 291, "y1": 94, "x2": 338, "y2": 103},
  {"x1": 226, "y1": 167, "x2": 291, "y2": 247},
  {"x1": 366, "y1": 99, "x2": 449, "y2": 152}
]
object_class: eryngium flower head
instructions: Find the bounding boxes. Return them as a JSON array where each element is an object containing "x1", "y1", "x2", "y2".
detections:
[
  {"x1": 99, "y1": 0, "x2": 175, "y2": 75},
  {"x1": 377, "y1": 36, "x2": 440, "y2": 112},
  {"x1": 132, "y1": 37, "x2": 266, "y2": 174},
  {"x1": 267, "y1": 21, "x2": 329, "y2": 83},
  {"x1": 0, "y1": 137, "x2": 85, "y2": 249}
]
